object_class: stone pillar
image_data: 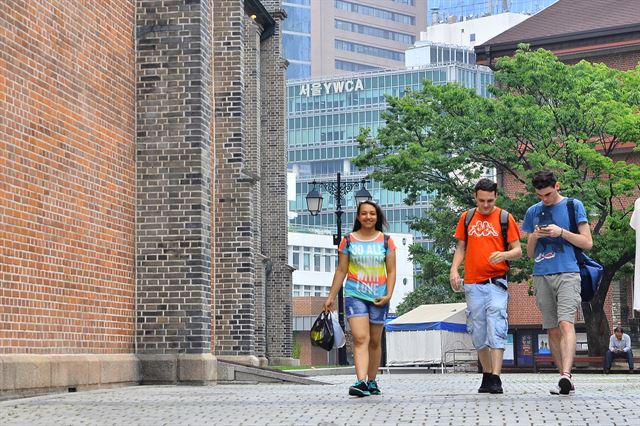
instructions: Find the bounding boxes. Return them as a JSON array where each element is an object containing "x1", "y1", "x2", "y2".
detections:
[
  {"x1": 135, "y1": 0, "x2": 216, "y2": 383},
  {"x1": 259, "y1": 2, "x2": 295, "y2": 364},
  {"x1": 244, "y1": 17, "x2": 268, "y2": 365},
  {"x1": 212, "y1": 0, "x2": 259, "y2": 365}
]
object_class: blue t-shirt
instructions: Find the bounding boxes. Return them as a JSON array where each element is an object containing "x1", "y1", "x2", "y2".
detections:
[{"x1": 522, "y1": 197, "x2": 587, "y2": 276}]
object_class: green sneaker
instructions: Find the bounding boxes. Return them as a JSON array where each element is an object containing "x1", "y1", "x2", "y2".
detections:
[
  {"x1": 367, "y1": 379, "x2": 381, "y2": 395},
  {"x1": 348, "y1": 380, "x2": 370, "y2": 397}
]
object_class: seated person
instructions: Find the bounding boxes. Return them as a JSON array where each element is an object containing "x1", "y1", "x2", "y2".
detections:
[{"x1": 603, "y1": 326, "x2": 634, "y2": 373}]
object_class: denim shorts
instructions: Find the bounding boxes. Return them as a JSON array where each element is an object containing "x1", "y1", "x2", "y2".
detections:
[
  {"x1": 345, "y1": 297, "x2": 389, "y2": 324},
  {"x1": 464, "y1": 279, "x2": 509, "y2": 350}
]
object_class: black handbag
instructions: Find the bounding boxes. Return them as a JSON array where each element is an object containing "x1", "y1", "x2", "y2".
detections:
[{"x1": 310, "y1": 311, "x2": 334, "y2": 351}]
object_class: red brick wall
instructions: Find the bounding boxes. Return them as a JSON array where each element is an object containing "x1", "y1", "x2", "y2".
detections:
[
  {"x1": 295, "y1": 331, "x2": 331, "y2": 366},
  {"x1": 0, "y1": 2, "x2": 136, "y2": 354},
  {"x1": 507, "y1": 282, "x2": 542, "y2": 325},
  {"x1": 293, "y1": 297, "x2": 335, "y2": 365},
  {"x1": 293, "y1": 297, "x2": 326, "y2": 316},
  {"x1": 562, "y1": 51, "x2": 640, "y2": 71}
]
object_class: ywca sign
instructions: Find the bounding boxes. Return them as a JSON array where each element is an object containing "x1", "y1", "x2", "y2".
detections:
[{"x1": 299, "y1": 78, "x2": 364, "y2": 97}]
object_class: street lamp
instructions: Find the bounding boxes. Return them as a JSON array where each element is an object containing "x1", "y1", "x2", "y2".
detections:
[{"x1": 305, "y1": 172, "x2": 372, "y2": 365}]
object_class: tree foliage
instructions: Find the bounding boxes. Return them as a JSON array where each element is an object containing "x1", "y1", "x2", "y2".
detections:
[{"x1": 357, "y1": 46, "x2": 640, "y2": 352}]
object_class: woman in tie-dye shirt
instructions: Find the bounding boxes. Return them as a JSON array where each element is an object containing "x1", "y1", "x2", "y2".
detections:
[{"x1": 324, "y1": 200, "x2": 396, "y2": 397}]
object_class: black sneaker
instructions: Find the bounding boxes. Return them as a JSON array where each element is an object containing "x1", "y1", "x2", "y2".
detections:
[
  {"x1": 558, "y1": 375, "x2": 573, "y2": 395},
  {"x1": 367, "y1": 379, "x2": 381, "y2": 395},
  {"x1": 489, "y1": 374, "x2": 503, "y2": 394},
  {"x1": 349, "y1": 380, "x2": 371, "y2": 397},
  {"x1": 478, "y1": 373, "x2": 492, "y2": 393}
]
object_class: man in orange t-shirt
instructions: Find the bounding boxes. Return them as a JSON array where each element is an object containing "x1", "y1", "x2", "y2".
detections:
[{"x1": 450, "y1": 178, "x2": 522, "y2": 394}]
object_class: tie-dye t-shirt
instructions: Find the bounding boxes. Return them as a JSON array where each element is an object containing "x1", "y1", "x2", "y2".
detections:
[{"x1": 339, "y1": 232, "x2": 396, "y2": 302}]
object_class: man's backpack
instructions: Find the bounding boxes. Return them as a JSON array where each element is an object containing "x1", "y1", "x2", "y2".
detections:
[
  {"x1": 463, "y1": 208, "x2": 510, "y2": 252},
  {"x1": 566, "y1": 198, "x2": 603, "y2": 302}
]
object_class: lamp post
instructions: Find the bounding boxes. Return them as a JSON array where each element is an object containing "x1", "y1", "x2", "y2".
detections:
[{"x1": 305, "y1": 172, "x2": 372, "y2": 365}]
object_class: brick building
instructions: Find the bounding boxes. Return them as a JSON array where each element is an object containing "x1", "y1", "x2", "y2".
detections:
[
  {"x1": 0, "y1": 0, "x2": 292, "y2": 397},
  {"x1": 474, "y1": 0, "x2": 640, "y2": 365}
]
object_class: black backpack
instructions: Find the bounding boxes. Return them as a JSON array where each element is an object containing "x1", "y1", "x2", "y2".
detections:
[
  {"x1": 464, "y1": 208, "x2": 510, "y2": 269},
  {"x1": 566, "y1": 198, "x2": 603, "y2": 301},
  {"x1": 463, "y1": 208, "x2": 510, "y2": 251}
]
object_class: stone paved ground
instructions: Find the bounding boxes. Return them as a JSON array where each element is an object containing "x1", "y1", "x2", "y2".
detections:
[{"x1": 1, "y1": 373, "x2": 638, "y2": 425}]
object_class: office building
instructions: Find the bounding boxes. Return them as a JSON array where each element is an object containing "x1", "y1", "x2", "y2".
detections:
[
  {"x1": 427, "y1": 0, "x2": 557, "y2": 26},
  {"x1": 283, "y1": 0, "x2": 428, "y2": 79},
  {"x1": 287, "y1": 63, "x2": 493, "y2": 242}
]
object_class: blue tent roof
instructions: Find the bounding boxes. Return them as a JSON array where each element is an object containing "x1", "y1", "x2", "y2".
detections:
[
  {"x1": 386, "y1": 321, "x2": 466, "y2": 332},
  {"x1": 385, "y1": 303, "x2": 468, "y2": 333}
]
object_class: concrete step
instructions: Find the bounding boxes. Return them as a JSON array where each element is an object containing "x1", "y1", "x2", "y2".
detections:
[{"x1": 216, "y1": 360, "x2": 328, "y2": 385}]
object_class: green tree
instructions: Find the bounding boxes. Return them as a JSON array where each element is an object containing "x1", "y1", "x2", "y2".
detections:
[
  {"x1": 394, "y1": 198, "x2": 464, "y2": 316},
  {"x1": 357, "y1": 46, "x2": 640, "y2": 354}
]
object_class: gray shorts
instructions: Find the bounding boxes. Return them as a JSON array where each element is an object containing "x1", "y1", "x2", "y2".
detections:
[{"x1": 533, "y1": 273, "x2": 581, "y2": 329}]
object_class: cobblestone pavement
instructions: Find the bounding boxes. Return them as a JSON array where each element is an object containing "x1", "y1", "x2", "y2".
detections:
[{"x1": 1, "y1": 373, "x2": 639, "y2": 425}]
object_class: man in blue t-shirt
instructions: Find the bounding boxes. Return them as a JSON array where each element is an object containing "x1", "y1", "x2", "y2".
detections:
[{"x1": 522, "y1": 171, "x2": 593, "y2": 396}]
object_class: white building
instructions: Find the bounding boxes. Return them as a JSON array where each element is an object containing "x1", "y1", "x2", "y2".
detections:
[
  {"x1": 422, "y1": 12, "x2": 532, "y2": 47},
  {"x1": 405, "y1": 12, "x2": 532, "y2": 67},
  {"x1": 288, "y1": 230, "x2": 414, "y2": 313}
]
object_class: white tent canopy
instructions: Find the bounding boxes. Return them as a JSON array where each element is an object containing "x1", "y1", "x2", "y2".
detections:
[{"x1": 385, "y1": 303, "x2": 474, "y2": 366}]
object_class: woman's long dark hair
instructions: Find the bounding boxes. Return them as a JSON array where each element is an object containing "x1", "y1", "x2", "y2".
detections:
[{"x1": 352, "y1": 200, "x2": 387, "y2": 232}]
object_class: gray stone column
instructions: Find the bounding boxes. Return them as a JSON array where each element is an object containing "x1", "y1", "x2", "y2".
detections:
[
  {"x1": 135, "y1": 0, "x2": 216, "y2": 383},
  {"x1": 212, "y1": 0, "x2": 259, "y2": 365},
  {"x1": 244, "y1": 17, "x2": 268, "y2": 365},
  {"x1": 259, "y1": 3, "x2": 294, "y2": 364}
]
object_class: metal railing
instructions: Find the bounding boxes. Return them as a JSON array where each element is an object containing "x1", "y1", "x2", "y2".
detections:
[{"x1": 442, "y1": 349, "x2": 477, "y2": 373}]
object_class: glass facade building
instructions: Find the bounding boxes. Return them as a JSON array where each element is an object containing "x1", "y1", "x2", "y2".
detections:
[
  {"x1": 283, "y1": 0, "x2": 427, "y2": 80},
  {"x1": 428, "y1": 0, "x2": 557, "y2": 25},
  {"x1": 283, "y1": 0, "x2": 312, "y2": 80},
  {"x1": 287, "y1": 63, "x2": 493, "y2": 240}
]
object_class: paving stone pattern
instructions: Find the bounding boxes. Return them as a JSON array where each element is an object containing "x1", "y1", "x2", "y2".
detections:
[{"x1": 1, "y1": 373, "x2": 639, "y2": 425}]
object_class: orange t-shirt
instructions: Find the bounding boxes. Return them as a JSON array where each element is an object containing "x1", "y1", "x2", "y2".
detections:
[{"x1": 454, "y1": 208, "x2": 521, "y2": 283}]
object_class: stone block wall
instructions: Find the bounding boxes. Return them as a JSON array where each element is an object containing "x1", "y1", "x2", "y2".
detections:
[
  {"x1": 212, "y1": 0, "x2": 258, "y2": 359},
  {"x1": 259, "y1": 2, "x2": 293, "y2": 361},
  {"x1": 136, "y1": 0, "x2": 213, "y2": 356}
]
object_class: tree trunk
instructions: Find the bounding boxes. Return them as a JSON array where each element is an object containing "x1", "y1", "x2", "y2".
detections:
[
  {"x1": 581, "y1": 300, "x2": 610, "y2": 356},
  {"x1": 583, "y1": 263, "x2": 614, "y2": 356},
  {"x1": 583, "y1": 252, "x2": 634, "y2": 355}
]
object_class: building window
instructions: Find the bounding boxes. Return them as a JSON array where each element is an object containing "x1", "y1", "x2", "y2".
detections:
[
  {"x1": 335, "y1": 0, "x2": 415, "y2": 25},
  {"x1": 283, "y1": 4, "x2": 311, "y2": 33},
  {"x1": 470, "y1": 33, "x2": 476, "y2": 42},
  {"x1": 287, "y1": 62, "x2": 311, "y2": 80},
  {"x1": 303, "y1": 253, "x2": 310, "y2": 271},
  {"x1": 335, "y1": 19, "x2": 415, "y2": 44},
  {"x1": 335, "y1": 59, "x2": 382, "y2": 72},
  {"x1": 335, "y1": 39, "x2": 404, "y2": 61},
  {"x1": 283, "y1": 34, "x2": 311, "y2": 62}
]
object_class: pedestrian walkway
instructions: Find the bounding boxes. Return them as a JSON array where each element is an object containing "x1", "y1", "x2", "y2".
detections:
[{"x1": 1, "y1": 373, "x2": 638, "y2": 425}]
